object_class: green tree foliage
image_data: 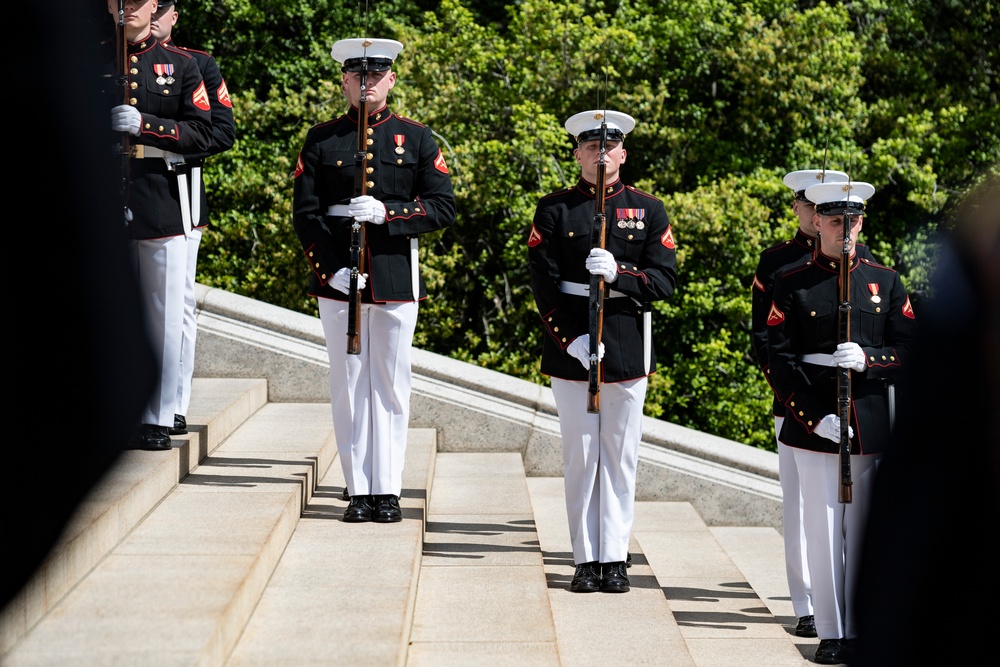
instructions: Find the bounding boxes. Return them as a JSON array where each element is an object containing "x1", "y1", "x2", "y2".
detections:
[{"x1": 183, "y1": 0, "x2": 998, "y2": 451}]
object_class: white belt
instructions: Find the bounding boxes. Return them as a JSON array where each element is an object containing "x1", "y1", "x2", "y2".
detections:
[
  {"x1": 327, "y1": 205, "x2": 350, "y2": 217},
  {"x1": 559, "y1": 281, "x2": 628, "y2": 299},
  {"x1": 800, "y1": 353, "x2": 836, "y2": 367}
]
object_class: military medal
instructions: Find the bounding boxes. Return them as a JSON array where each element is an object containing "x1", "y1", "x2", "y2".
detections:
[
  {"x1": 615, "y1": 208, "x2": 646, "y2": 230},
  {"x1": 153, "y1": 63, "x2": 174, "y2": 87},
  {"x1": 868, "y1": 283, "x2": 881, "y2": 303},
  {"x1": 394, "y1": 134, "x2": 406, "y2": 154}
]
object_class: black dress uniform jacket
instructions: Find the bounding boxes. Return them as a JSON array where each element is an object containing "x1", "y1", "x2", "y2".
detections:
[
  {"x1": 766, "y1": 253, "x2": 918, "y2": 454},
  {"x1": 120, "y1": 35, "x2": 213, "y2": 239},
  {"x1": 164, "y1": 40, "x2": 236, "y2": 228},
  {"x1": 292, "y1": 105, "x2": 456, "y2": 302},
  {"x1": 751, "y1": 230, "x2": 875, "y2": 416},
  {"x1": 528, "y1": 178, "x2": 677, "y2": 382}
]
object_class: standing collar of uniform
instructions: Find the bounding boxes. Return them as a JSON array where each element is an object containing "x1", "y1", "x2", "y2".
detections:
[
  {"x1": 575, "y1": 177, "x2": 625, "y2": 199},
  {"x1": 793, "y1": 228, "x2": 817, "y2": 250},
  {"x1": 347, "y1": 104, "x2": 392, "y2": 126},
  {"x1": 814, "y1": 251, "x2": 861, "y2": 272},
  {"x1": 128, "y1": 31, "x2": 158, "y2": 53}
]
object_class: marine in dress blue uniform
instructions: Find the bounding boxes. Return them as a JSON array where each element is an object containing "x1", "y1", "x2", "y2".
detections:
[
  {"x1": 528, "y1": 110, "x2": 677, "y2": 593},
  {"x1": 292, "y1": 38, "x2": 455, "y2": 523},
  {"x1": 766, "y1": 181, "x2": 918, "y2": 664},
  {"x1": 750, "y1": 168, "x2": 856, "y2": 639},
  {"x1": 151, "y1": 0, "x2": 237, "y2": 436},
  {"x1": 108, "y1": 0, "x2": 213, "y2": 451}
]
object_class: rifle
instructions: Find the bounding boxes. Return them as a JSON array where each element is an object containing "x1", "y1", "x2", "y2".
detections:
[
  {"x1": 837, "y1": 207, "x2": 853, "y2": 504},
  {"x1": 587, "y1": 120, "x2": 609, "y2": 413},
  {"x1": 346, "y1": 61, "x2": 369, "y2": 355},
  {"x1": 115, "y1": 0, "x2": 132, "y2": 225}
]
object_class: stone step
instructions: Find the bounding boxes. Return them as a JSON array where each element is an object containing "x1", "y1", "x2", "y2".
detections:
[
  {"x1": 1, "y1": 390, "x2": 335, "y2": 666},
  {"x1": 226, "y1": 428, "x2": 437, "y2": 666},
  {"x1": 0, "y1": 378, "x2": 267, "y2": 657}
]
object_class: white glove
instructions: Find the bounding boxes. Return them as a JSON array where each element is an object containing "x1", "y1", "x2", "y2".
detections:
[
  {"x1": 111, "y1": 104, "x2": 142, "y2": 136},
  {"x1": 566, "y1": 334, "x2": 605, "y2": 371},
  {"x1": 347, "y1": 195, "x2": 387, "y2": 224},
  {"x1": 329, "y1": 267, "x2": 367, "y2": 294},
  {"x1": 815, "y1": 414, "x2": 855, "y2": 443},
  {"x1": 833, "y1": 342, "x2": 867, "y2": 372},
  {"x1": 585, "y1": 247, "x2": 618, "y2": 283}
]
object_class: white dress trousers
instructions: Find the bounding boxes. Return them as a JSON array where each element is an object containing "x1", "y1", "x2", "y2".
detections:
[
  {"x1": 133, "y1": 235, "x2": 187, "y2": 427},
  {"x1": 319, "y1": 298, "x2": 418, "y2": 497},
  {"x1": 550, "y1": 376, "x2": 647, "y2": 565},
  {"x1": 793, "y1": 448, "x2": 880, "y2": 640},
  {"x1": 175, "y1": 226, "x2": 203, "y2": 418},
  {"x1": 776, "y1": 416, "x2": 813, "y2": 618}
]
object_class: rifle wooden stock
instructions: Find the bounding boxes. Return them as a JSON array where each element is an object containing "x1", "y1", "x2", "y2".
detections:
[
  {"x1": 837, "y1": 213, "x2": 853, "y2": 504},
  {"x1": 346, "y1": 68, "x2": 369, "y2": 355},
  {"x1": 587, "y1": 124, "x2": 609, "y2": 414}
]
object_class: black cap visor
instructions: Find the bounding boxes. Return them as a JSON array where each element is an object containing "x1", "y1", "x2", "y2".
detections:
[{"x1": 341, "y1": 57, "x2": 394, "y2": 73}]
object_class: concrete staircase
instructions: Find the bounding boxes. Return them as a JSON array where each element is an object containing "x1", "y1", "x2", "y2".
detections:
[{"x1": 0, "y1": 286, "x2": 821, "y2": 665}]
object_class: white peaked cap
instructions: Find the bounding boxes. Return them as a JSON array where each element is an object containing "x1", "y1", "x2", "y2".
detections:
[{"x1": 564, "y1": 110, "x2": 636, "y2": 143}]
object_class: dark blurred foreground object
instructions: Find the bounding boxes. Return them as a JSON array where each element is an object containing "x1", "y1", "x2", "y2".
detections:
[
  {"x1": 853, "y1": 172, "x2": 1000, "y2": 665},
  {"x1": 1, "y1": 3, "x2": 156, "y2": 611}
]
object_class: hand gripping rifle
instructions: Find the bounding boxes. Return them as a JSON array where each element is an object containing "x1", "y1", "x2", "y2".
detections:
[
  {"x1": 346, "y1": 59, "x2": 369, "y2": 355},
  {"x1": 587, "y1": 120, "x2": 609, "y2": 413},
  {"x1": 116, "y1": 0, "x2": 133, "y2": 225},
  {"x1": 836, "y1": 205, "x2": 854, "y2": 504}
]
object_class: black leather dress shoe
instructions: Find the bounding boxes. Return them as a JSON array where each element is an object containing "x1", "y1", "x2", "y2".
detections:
[
  {"x1": 343, "y1": 495, "x2": 373, "y2": 522},
  {"x1": 341, "y1": 487, "x2": 350, "y2": 501},
  {"x1": 814, "y1": 638, "x2": 848, "y2": 664},
  {"x1": 600, "y1": 561, "x2": 630, "y2": 593},
  {"x1": 570, "y1": 562, "x2": 601, "y2": 592},
  {"x1": 134, "y1": 424, "x2": 172, "y2": 451},
  {"x1": 372, "y1": 494, "x2": 402, "y2": 523},
  {"x1": 796, "y1": 614, "x2": 818, "y2": 637},
  {"x1": 169, "y1": 414, "x2": 188, "y2": 435}
]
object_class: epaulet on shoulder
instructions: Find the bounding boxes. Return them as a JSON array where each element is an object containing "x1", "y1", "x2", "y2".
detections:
[
  {"x1": 624, "y1": 184, "x2": 661, "y2": 201},
  {"x1": 162, "y1": 43, "x2": 195, "y2": 59},
  {"x1": 779, "y1": 259, "x2": 813, "y2": 278},
  {"x1": 539, "y1": 188, "x2": 570, "y2": 201},
  {"x1": 860, "y1": 257, "x2": 894, "y2": 271},
  {"x1": 762, "y1": 238, "x2": 794, "y2": 255},
  {"x1": 174, "y1": 44, "x2": 210, "y2": 57},
  {"x1": 394, "y1": 113, "x2": 427, "y2": 129}
]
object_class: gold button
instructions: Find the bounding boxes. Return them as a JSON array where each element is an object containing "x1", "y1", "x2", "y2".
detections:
[
  {"x1": 367, "y1": 153, "x2": 373, "y2": 160},
  {"x1": 130, "y1": 68, "x2": 138, "y2": 75},
  {"x1": 143, "y1": 122, "x2": 150, "y2": 129},
  {"x1": 807, "y1": 420, "x2": 813, "y2": 426},
  {"x1": 790, "y1": 402, "x2": 796, "y2": 407},
  {"x1": 366, "y1": 138, "x2": 373, "y2": 146},
  {"x1": 162, "y1": 88, "x2": 170, "y2": 94},
  {"x1": 890, "y1": 356, "x2": 895, "y2": 361},
  {"x1": 810, "y1": 311, "x2": 816, "y2": 317},
  {"x1": 798, "y1": 411, "x2": 804, "y2": 416},
  {"x1": 561, "y1": 337, "x2": 567, "y2": 343},
  {"x1": 403, "y1": 208, "x2": 409, "y2": 213},
  {"x1": 568, "y1": 232, "x2": 574, "y2": 237},
  {"x1": 397, "y1": 159, "x2": 402, "y2": 164},
  {"x1": 547, "y1": 317, "x2": 553, "y2": 322},
  {"x1": 308, "y1": 251, "x2": 314, "y2": 257},
  {"x1": 876, "y1": 307, "x2": 881, "y2": 312},
  {"x1": 869, "y1": 356, "x2": 875, "y2": 361},
  {"x1": 131, "y1": 55, "x2": 138, "y2": 63},
  {"x1": 389, "y1": 210, "x2": 395, "y2": 215},
  {"x1": 130, "y1": 97, "x2": 137, "y2": 105},
  {"x1": 415, "y1": 207, "x2": 421, "y2": 212},
  {"x1": 336, "y1": 160, "x2": 342, "y2": 166},
  {"x1": 314, "y1": 263, "x2": 320, "y2": 268},
  {"x1": 130, "y1": 82, "x2": 137, "y2": 89},
  {"x1": 366, "y1": 167, "x2": 374, "y2": 174},
  {"x1": 158, "y1": 125, "x2": 165, "y2": 132},
  {"x1": 628, "y1": 234, "x2": 634, "y2": 240},
  {"x1": 367, "y1": 127, "x2": 374, "y2": 135},
  {"x1": 881, "y1": 355, "x2": 887, "y2": 360},
  {"x1": 632, "y1": 266, "x2": 637, "y2": 270},
  {"x1": 553, "y1": 327, "x2": 559, "y2": 332},
  {"x1": 366, "y1": 180, "x2": 374, "y2": 188}
]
